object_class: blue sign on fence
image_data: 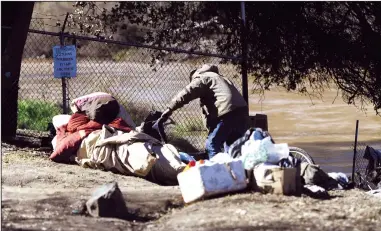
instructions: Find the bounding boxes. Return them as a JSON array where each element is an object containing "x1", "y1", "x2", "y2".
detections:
[{"x1": 53, "y1": 45, "x2": 77, "y2": 78}]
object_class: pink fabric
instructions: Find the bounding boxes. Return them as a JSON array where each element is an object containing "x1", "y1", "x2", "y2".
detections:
[{"x1": 72, "y1": 92, "x2": 113, "y2": 111}]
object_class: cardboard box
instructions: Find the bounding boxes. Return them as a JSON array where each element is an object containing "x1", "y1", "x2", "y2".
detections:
[{"x1": 253, "y1": 164, "x2": 301, "y2": 196}]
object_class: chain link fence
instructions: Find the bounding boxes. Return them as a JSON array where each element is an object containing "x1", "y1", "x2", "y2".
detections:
[
  {"x1": 16, "y1": 26, "x2": 243, "y2": 151},
  {"x1": 352, "y1": 141, "x2": 381, "y2": 190}
]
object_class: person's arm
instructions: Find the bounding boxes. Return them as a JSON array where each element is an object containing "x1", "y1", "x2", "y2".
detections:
[{"x1": 167, "y1": 78, "x2": 207, "y2": 112}]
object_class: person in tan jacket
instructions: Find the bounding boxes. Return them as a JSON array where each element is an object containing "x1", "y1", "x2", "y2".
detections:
[{"x1": 161, "y1": 64, "x2": 250, "y2": 158}]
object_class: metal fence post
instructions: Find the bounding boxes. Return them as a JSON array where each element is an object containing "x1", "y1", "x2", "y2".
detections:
[
  {"x1": 352, "y1": 120, "x2": 359, "y2": 183},
  {"x1": 60, "y1": 13, "x2": 69, "y2": 114},
  {"x1": 240, "y1": 1, "x2": 249, "y2": 104}
]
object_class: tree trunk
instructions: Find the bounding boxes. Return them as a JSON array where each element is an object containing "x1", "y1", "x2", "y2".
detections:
[{"x1": 1, "y1": 2, "x2": 35, "y2": 140}]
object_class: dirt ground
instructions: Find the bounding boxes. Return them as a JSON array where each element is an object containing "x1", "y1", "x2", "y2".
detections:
[{"x1": 2, "y1": 144, "x2": 381, "y2": 231}]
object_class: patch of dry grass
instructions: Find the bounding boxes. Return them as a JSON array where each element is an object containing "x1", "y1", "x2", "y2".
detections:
[{"x1": 2, "y1": 151, "x2": 47, "y2": 164}]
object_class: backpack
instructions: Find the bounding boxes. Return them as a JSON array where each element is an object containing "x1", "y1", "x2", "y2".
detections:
[
  {"x1": 140, "y1": 111, "x2": 167, "y2": 143},
  {"x1": 300, "y1": 162, "x2": 340, "y2": 190}
]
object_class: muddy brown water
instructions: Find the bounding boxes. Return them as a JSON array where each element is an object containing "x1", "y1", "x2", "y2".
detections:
[{"x1": 249, "y1": 86, "x2": 381, "y2": 174}]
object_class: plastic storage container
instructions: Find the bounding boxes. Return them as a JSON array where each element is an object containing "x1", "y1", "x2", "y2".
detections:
[{"x1": 177, "y1": 159, "x2": 247, "y2": 203}]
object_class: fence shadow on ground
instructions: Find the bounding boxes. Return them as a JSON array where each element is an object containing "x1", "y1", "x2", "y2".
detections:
[{"x1": 168, "y1": 136, "x2": 201, "y2": 153}]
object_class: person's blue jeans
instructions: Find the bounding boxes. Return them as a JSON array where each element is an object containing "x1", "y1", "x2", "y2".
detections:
[{"x1": 205, "y1": 108, "x2": 249, "y2": 159}]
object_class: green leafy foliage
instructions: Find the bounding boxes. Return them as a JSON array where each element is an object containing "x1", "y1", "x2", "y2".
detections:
[
  {"x1": 17, "y1": 100, "x2": 61, "y2": 131},
  {"x1": 70, "y1": 2, "x2": 381, "y2": 114}
]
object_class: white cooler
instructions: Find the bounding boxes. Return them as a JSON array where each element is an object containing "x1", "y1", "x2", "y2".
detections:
[{"x1": 177, "y1": 159, "x2": 247, "y2": 203}]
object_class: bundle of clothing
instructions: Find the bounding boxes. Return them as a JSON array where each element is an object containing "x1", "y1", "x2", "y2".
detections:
[
  {"x1": 50, "y1": 92, "x2": 134, "y2": 162},
  {"x1": 50, "y1": 92, "x2": 185, "y2": 186},
  {"x1": 50, "y1": 112, "x2": 131, "y2": 162}
]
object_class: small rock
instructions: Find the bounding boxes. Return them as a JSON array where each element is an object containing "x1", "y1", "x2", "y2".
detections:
[{"x1": 86, "y1": 182, "x2": 129, "y2": 219}]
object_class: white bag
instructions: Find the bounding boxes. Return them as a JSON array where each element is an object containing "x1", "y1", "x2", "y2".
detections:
[
  {"x1": 125, "y1": 142, "x2": 157, "y2": 177},
  {"x1": 240, "y1": 137, "x2": 289, "y2": 170},
  {"x1": 266, "y1": 142, "x2": 289, "y2": 164},
  {"x1": 210, "y1": 152, "x2": 233, "y2": 163},
  {"x1": 240, "y1": 138, "x2": 267, "y2": 170},
  {"x1": 52, "y1": 114, "x2": 71, "y2": 129},
  {"x1": 51, "y1": 114, "x2": 72, "y2": 150},
  {"x1": 177, "y1": 159, "x2": 247, "y2": 203}
]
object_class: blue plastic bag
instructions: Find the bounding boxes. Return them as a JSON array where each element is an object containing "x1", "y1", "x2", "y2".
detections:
[{"x1": 179, "y1": 152, "x2": 196, "y2": 164}]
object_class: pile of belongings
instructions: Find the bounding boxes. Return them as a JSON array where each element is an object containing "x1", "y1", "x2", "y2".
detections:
[
  {"x1": 176, "y1": 127, "x2": 352, "y2": 203},
  {"x1": 50, "y1": 92, "x2": 186, "y2": 186},
  {"x1": 50, "y1": 97, "x2": 352, "y2": 201}
]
